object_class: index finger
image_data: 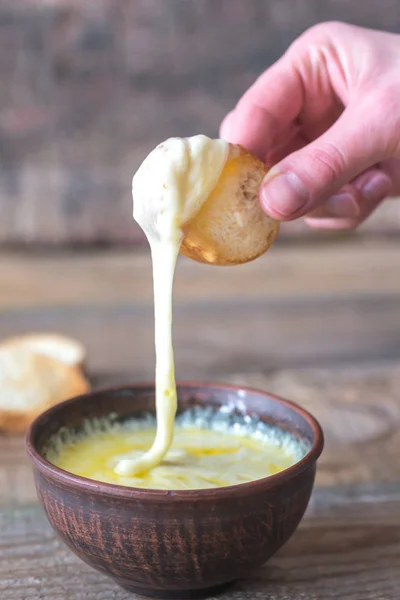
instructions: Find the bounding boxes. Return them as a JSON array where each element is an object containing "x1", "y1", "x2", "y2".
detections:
[{"x1": 219, "y1": 58, "x2": 304, "y2": 160}]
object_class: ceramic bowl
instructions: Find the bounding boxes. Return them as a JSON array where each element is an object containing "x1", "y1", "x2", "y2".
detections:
[{"x1": 26, "y1": 382, "x2": 324, "y2": 599}]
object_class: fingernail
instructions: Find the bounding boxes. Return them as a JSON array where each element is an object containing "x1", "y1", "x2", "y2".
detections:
[
  {"x1": 361, "y1": 173, "x2": 392, "y2": 202},
  {"x1": 260, "y1": 171, "x2": 309, "y2": 218},
  {"x1": 324, "y1": 193, "x2": 360, "y2": 218}
]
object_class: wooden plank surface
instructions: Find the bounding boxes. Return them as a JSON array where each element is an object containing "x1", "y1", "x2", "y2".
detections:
[
  {"x1": 1, "y1": 0, "x2": 400, "y2": 244},
  {"x1": 2, "y1": 294, "x2": 400, "y2": 378},
  {"x1": 0, "y1": 240, "x2": 400, "y2": 380},
  {"x1": 1, "y1": 484, "x2": 399, "y2": 600},
  {"x1": 1, "y1": 239, "x2": 400, "y2": 309},
  {"x1": 1, "y1": 240, "x2": 400, "y2": 597}
]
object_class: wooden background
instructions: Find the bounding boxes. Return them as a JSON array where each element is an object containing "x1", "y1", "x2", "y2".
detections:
[{"x1": 0, "y1": 0, "x2": 400, "y2": 246}]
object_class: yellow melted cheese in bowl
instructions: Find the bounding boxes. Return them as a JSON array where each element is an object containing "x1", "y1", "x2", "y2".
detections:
[{"x1": 47, "y1": 409, "x2": 303, "y2": 490}]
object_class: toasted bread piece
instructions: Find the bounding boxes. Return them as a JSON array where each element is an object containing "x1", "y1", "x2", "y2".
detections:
[
  {"x1": 0, "y1": 346, "x2": 89, "y2": 433},
  {"x1": 0, "y1": 333, "x2": 86, "y2": 369},
  {"x1": 180, "y1": 144, "x2": 279, "y2": 266}
]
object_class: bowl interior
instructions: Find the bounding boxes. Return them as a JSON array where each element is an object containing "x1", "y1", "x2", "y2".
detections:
[{"x1": 29, "y1": 382, "x2": 322, "y2": 483}]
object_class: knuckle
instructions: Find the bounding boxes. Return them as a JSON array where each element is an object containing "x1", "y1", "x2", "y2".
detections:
[
  {"x1": 306, "y1": 142, "x2": 347, "y2": 185},
  {"x1": 301, "y1": 21, "x2": 349, "y2": 43}
]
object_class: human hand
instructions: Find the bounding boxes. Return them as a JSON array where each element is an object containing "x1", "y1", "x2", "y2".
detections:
[{"x1": 220, "y1": 22, "x2": 400, "y2": 230}]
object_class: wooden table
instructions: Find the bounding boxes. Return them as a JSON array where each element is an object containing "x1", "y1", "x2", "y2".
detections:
[{"x1": 1, "y1": 238, "x2": 400, "y2": 599}]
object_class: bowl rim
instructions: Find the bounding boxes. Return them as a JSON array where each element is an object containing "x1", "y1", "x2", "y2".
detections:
[{"x1": 25, "y1": 381, "x2": 324, "y2": 501}]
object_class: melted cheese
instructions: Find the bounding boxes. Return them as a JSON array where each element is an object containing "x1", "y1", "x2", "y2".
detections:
[
  {"x1": 113, "y1": 135, "x2": 230, "y2": 477},
  {"x1": 52, "y1": 421, "x2": 297, "y2": 490}
]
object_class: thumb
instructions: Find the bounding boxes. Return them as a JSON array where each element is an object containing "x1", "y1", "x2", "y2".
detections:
[{"x1": 259, "y1": 104, "x2": 390, "y2": 220}]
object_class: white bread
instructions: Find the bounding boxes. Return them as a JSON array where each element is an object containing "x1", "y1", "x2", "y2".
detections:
[
  {"x1": 180, "y1": 144, "x2": 279, "y2": 266},
  {"x1": 0, "y1": 345, "x2": 89, "y2": 433},
  {"x1": 0, "y1": 333, "x2": 86, "y2": 369}
]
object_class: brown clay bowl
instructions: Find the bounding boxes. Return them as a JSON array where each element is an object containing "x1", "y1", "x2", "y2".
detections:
[{"x1": 26, "y1": 382, "x2": 324, "y2": 599}]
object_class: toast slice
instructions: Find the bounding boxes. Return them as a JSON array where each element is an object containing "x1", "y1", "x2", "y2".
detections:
[
  {"x1": 180, "y1": 144, "x2": 279, "y2": 266},
  {"x1": 0, "y1": 333, "x2": 86, "y2": 369},
  {"x1": 0, "y1": 345, "x2": 89, "y2": 433}
]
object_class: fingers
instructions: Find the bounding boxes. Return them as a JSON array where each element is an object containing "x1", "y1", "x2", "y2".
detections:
[
  {"x1": 219, "y1": 59, "x2": 303, "y2": 160},
  {"x1": 259, "y1": 102, "x2": 391, "y2": 221},
  {"x1": 219, "y1": 23, "x2": 346, "y2": 161},
  {"x1": 304, "y1": 168, "x2": 393, "y2": 230},
  {"x1": 378, "y1": 158, "x2": 400, "y2": 196},
  {"x1": 219, "y1": 21, "x2": 400, "y2": 228}
]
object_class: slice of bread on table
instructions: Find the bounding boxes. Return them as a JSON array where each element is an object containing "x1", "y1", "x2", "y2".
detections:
[
  {"x1": 0, "y1": 335, "x2": 89, "y2": 433},
  {"x1": 0, "y1": 333, "x2": 86, "y2": 369}
]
